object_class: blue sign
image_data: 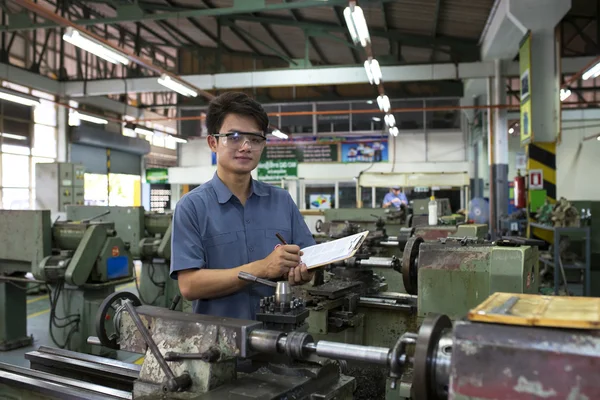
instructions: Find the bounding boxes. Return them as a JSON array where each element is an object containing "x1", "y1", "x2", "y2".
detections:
[{"x1": 341, "y1": 139, "x2": 388, "y2": 163}]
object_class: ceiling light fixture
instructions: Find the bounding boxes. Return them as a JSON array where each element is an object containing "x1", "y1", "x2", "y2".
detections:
[
  {"x1": 372, "y1": 117, "x2": 381, "y2": 122},
  {"x1": 0, "y1": 88, "x2": 40, "y2": 107},
  {"x1": 73, "y1": 111, "x2": 108, "y2": 125},
  {"x1": 170, "y1": 135, "x2": 188, "y2": 143},
  {"x1": 377, "y1": 95, "x2": 391, "y2": 113},
  {"x1": 389, "y1": 126, "x2": 399, "y2": 136},
  {"x1": 63, "y1": 27, "x2": 129, "y2": 65},
  {"x1": 508, "y1": 127, "x2": 514, "y2": 134},
  {"x1": 560, "y1": 88, "x2": 572, "y2": 102},
  {"x1": 364, "y1": 58, "x2": 382, "y2": 85},
  {"x1": 0, "y1": 132, "x2": 27, "y2": 140},
  {"x1": 271, "y1": 129, "x2": 289, "y2": 139},
  {"x1": 582, "y1": 62, "x2": 600, "y2": 80},
  {"x1": 343, "y1": 5, "x2": 371, "y2": 47},
  {"x1": 157, "y1": 74, "x2": 198, "y2": 97},
  {"x1": 384, "y1": 114, "x2": 396, "y2": 127}
]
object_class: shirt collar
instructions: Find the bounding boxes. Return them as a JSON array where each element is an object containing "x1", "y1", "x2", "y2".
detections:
[{"x1": 211, "y1": 172, "x2": 268, "y2": 204}]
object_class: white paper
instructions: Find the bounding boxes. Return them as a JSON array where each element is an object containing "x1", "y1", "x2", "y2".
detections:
[{"x1": 301, "y1": 231, "x2": 369, "y2": 269}]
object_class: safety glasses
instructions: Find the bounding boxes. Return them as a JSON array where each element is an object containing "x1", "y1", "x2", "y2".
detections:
[{"x1": 213, "y1": 131, "x2": 266, "y2": 150}]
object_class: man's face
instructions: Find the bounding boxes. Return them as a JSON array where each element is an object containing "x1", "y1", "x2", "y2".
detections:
[
  {"x1": 208, "y1": 113, "x2": 265, "y2": 175},
  {"x1": 392, "y1": 188, "x2": 400, "y2": 195}
]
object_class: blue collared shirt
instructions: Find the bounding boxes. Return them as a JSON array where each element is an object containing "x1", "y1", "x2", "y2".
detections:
[
  {"x1": 170, "y1": 173, "x2": 316, "y2": 320},
  {"x1": 383, "y1": 192, "x2": 408, "y2": 209}
]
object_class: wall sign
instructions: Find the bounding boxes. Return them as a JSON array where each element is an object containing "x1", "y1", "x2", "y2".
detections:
[
  {"x1": 515, "y1": 152, "x2": 527, "y2": 170},
  {"x1": 309, "y1": 194, "x2": 332, "y2": 210},
  {"x1": 257, "y1": 159, "x2": 298, "y2": 181},
  {"x1": 261, "y1": 143, "x2": 339, "y2": 163},
  {"x1": 146, "y1": 168, "x2": 168, "y2": 184},
  {"x1": 341, "y1": 139, "x2": 388, "y2": 163},
  {"x1": 529, "y1": 169, "x2": 544, "y2": 190}
]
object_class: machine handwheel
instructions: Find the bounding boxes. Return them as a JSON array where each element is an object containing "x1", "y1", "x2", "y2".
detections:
[
  {"x1": 412, "y1": 314, "x2": 452, "y2": 400},
  {"x1": 401, "y1": 236, "x2": 423, "y2": 295},
  {"x1": 96, "y1": 291, "x2": 142, "y2": 349},
  {"x1": 315, "y1": 219, "x2": 323, "y2": 233}
]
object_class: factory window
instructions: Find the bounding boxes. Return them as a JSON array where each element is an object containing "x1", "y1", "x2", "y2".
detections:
[
  {"x1": 305, "y1": 183, "x2": 335, "y2": 210},
  {"x1": 280, "y1": 104, "x2": 313, "y2": 134},
  {"x1": 360, "y1": 186, "x2": 374, "y2": 208},
  {"x1": 394, "y1": 100, "x2": 425, "y2": 130},
  {"x1": 108, "y1": 173, "x2": 141, "y2": 207},
  {"x1": 316, "y1": 103, "x2": 350, "y2": 133},
  {"x1": 338, "y1": 182, "x2": 357, "y2": 208},
  {"x1": 0, "y1": 83, "x2": 57, "y2": 209},
  {"x1": 425, "y1": 99, "x2": 460, "y2": 130},
  {"x1": 351, "y1": 101, "x2": 385, "y2": 132}
]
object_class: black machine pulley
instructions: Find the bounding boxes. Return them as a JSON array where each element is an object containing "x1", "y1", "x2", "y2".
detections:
[
  {"x1": 401, "y1": 236, "x2": 423, "y2": 295},
  {"x1": 96, "y1": 291, "x2": 142, "y2": 349}
]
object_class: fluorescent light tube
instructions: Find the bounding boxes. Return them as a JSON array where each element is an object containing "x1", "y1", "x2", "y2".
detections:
[
  {"x1": 135, "y1": 126, "x2": 155, "y2": 136},
  {"x1": 74, "y1": 111, "x2": 108, "y2": 125},
  {"x1": 63, "y1": 27, "x2": 129, "y2": 66},
  {"x1": 170, "y1": 135, "x2": 187, "y2": 143},
  {"x1": 364, "y1": 60, "x2": 374, "y2": 84},
  {"x1": 343, "y1": 7, "x2": 359, "y2": 44},
  {"x1": 0, "y1": 89, "x2": 40, "y2": 107},
  {"x1": 377, "y1": 95, "x2": 391, "y2": 113},
  {"x1": 389, "y1": 126, "x2": 399, "y2": 136},
  {"x1": 583, "y1": 62, "x2": 600, "y2": 80},
  {"x1": 372, "y1": 117, "x2": 381, "y2": 122},
  {"x1": 272, "y1": 129, "x2": 288, "y2": 139},
  {"x1": 0, "y1": 133, "x2": 27, "y2": 140},
  {"x1": 560, "y1": 88, "x2": 571, "y2": 102},
  {"x1": 384, "y1": 114, "x2": 396, "y2": 127},
  {"x1": 157, "y1": 74, "x2": 198, "y2": 98}
]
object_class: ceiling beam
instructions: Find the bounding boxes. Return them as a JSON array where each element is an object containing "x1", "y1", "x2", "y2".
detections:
[{"x1": 2, "y1": 0, "x2": 397, "y2": 31}]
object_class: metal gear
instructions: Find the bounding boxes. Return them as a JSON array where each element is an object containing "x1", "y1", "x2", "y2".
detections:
[
  {"x1": 96, "y1": 291, "x2": 142, "y2": 349},
  {"x1": 401, "y1": 236, "x2": 423, "y2": 295},
  {"x1": 411, "y1": 314, "x2": 452, "y2": 400}
]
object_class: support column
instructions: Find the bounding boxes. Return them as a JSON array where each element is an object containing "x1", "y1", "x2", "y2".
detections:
[
  {"x1": 57, "y1": 100, "x2": 68, "y2": 162},
  {"x1": 287, "y1": 180, "x2": 298, "y2": 206},
  {"x1": 486, "y1": 78, "x2": 495, "y2": 236},
  {"x1": 493, "y1": 59, "x2": 509, "y2": 231}
]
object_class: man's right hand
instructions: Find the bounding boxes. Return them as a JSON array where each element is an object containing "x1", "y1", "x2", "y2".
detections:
[{"x1": 257, "y1": 245, "x2": 302, "y2": 279}]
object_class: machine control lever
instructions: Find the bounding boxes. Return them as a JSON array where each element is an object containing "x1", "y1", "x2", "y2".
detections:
[
  {"x1": 122, "y1": 300, "x2": 191, "y2": 393},
  {"x1": 81, "y1": 210, "x2": 111, "y2": 223},
  {"x1": 165, "y1": 347, "x2": 221, "y2": 363},
  {"x1": 238, "y1": 271, "x2": 292, "y2": 304}
]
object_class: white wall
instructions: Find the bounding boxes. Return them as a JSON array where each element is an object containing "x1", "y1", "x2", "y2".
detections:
[
  {"x1": 557, "y1": 120, "x2": 600, "y2": 200},
  {"x1": 170, "y1": 131, "x2": 469, "y2": 184}
]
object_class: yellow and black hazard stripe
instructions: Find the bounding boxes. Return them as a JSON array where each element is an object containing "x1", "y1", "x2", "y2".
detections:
[{"x1": 527, "y1": 142, "x2": 556, "y2": 243}]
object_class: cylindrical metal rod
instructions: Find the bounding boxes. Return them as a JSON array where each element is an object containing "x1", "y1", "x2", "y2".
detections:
[
  {"x1": 311, "y1": 341, "x2": 391, "y2": 366},
  {"x1": 248, "y1": 330, "x2": 286, "y2": 354},
  {"x1": 380, "y1": 241, "x2": 399, "y2": 247},
  {"x1": 387, "y1": 236, "x2": 398, "y2": 241},
  {"x1": 123, "y1": 300, "x2": 176, "y2": 382},
  {"x1": 238, "y1": 271, "x2": 277, "y2": 288},
  {"x1": 87, "y1": 336, "x2": 102, "y2": 346},
  {"x1": 358, "y1": 257, "x2": 395, "y2": 268}
]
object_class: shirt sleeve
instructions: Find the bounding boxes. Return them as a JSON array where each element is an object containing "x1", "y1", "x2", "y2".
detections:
[
  {"x1": 289, "y1": 194, "x2": 316, "y2": 249},
  {"x1": 382, "y1": 192, "x2": 392, "y2": 205},
  {"x1": 169, "y1": 196, "x2": 207, "y2": 280},
  {"x1": 400, "y1": 193, "x2": 408, "y2": 203}
]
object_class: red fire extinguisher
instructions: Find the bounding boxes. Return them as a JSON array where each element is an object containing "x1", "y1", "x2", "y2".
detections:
[{"x1": 514, "y1": 170, "x2": 526, "y2": 209}]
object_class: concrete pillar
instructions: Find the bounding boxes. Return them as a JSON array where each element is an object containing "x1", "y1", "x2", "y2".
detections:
[
  {"x1": 57, "y1": 100, "x2": 68, "y2": 162},
  {"x1": 493, "y1": 59, "x2": 509, "y2": 227},
  {"x1": 287, "y1": 179, "x2": 298, "y2": 206}
]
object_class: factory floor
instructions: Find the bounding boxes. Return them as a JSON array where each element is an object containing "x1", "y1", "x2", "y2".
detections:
[{"x1": 0, "y1": 280, "x2": 144, "y2": 368}]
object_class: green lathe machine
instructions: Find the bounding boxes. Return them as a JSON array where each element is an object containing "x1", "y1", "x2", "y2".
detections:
[
  {"x1": 0, "y1": 210, "x2": 134, "y2": 354},
  {"x1": 65, "y1": 206, "x2": 181, "y2": 310}
]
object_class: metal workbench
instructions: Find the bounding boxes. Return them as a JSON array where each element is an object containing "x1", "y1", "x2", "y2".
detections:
[{"x1": 530, "y1": 223, "x2": 591, "y2": 296}]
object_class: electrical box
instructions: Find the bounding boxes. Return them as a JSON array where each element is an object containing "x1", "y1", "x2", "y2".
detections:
[{"x1": 35, "y1": 162, "x2": 85, "y2": 213}]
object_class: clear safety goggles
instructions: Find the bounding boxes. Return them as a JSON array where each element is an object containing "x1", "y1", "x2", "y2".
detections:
[{"x1": 214, "y1": 131, "x2": 266, "y2": 150}]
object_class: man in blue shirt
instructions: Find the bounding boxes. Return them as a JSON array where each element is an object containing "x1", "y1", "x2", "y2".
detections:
[
  {"x1": 382, "y1": 186, "x2": 408, "y2": 209},
  {"x1": 170, "y1": 92, "x2": 316, "y2": 321}
]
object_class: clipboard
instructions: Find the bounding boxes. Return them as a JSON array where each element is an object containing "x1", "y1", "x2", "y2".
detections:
[{"x1": 301, "y1": 230, "x2": 370, "y2": 270}]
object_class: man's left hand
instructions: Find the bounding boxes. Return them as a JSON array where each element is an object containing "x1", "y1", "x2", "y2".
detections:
[{"x1": 288, "y1": 263, "x2": 314, "y2": 286}]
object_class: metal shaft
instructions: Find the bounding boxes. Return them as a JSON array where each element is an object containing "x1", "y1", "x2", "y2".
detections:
[
  {"x1": 358, "y1": 257, "x2": 395, "y2": 268},
  {"x1": 311, "y1": 341, "x2": 391, "y2": 365},
  {"x1": 238, "y1": 271, "x2": 277, "y2": 288},
  {"x1": 123, "y1": 300, "x2": 176, "y2": 382},
  {"x1": 380, "y1": 241, "x2": 400, "y2": 247}
]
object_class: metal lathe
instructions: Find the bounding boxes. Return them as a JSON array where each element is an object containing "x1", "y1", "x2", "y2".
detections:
[
  {"x1": 0, "y1": 209, "x2": 134, "y2": 353},
  {"x1": 0, "y1": 291, "x2": 598, "y2": 399}
]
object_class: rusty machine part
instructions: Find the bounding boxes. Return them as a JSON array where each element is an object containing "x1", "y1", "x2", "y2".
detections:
[{"x1": 401, "y1": 236, "x2": 423, "y2": 295}]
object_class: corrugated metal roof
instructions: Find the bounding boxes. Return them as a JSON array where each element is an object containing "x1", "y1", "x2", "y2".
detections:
[{"x1": 438, "y1": 0, "x2": 495, "y2": 39}]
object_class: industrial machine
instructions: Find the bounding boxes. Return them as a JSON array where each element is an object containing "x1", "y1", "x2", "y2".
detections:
[
  {"x1": 35, "y1": 162, "x2": 85, "y2": 213},
  {"x1": 65, "y1": 206, "x2": 180, "y2": 310},
  {"x1": 1, "y1": 292, "x2": 598, "y2": 400},
  {"x1": 0, "y1": 210, "x2": 134, "y2": 353}
]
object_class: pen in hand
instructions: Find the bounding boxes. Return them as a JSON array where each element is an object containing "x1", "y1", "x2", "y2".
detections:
[{"x1": 275, "y1": 233, "x2": 287, "y2": 245}]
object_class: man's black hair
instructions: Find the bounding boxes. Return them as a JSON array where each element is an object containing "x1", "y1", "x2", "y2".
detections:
[{"x1": 206, "y1": 92, "x2": 269, "y2": 136}]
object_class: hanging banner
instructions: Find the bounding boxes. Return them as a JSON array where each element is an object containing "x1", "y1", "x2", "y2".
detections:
[
  {"x1": 257, "y1": 159, "x2": 298, "y2": 181},
  {"x1": 261, "y1": 143, "x2": 339, "y2": 163},
  {"x1": 519, "y1": 32, "x2": 532, "y2": 146},
  {"x1": 145, "y1": 168, "x2": 168, "y2": 184}
]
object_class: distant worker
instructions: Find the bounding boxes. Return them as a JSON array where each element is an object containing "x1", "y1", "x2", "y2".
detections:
[{"x1": 382, "y1": 186, "x2": 408, "y2": 209}]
